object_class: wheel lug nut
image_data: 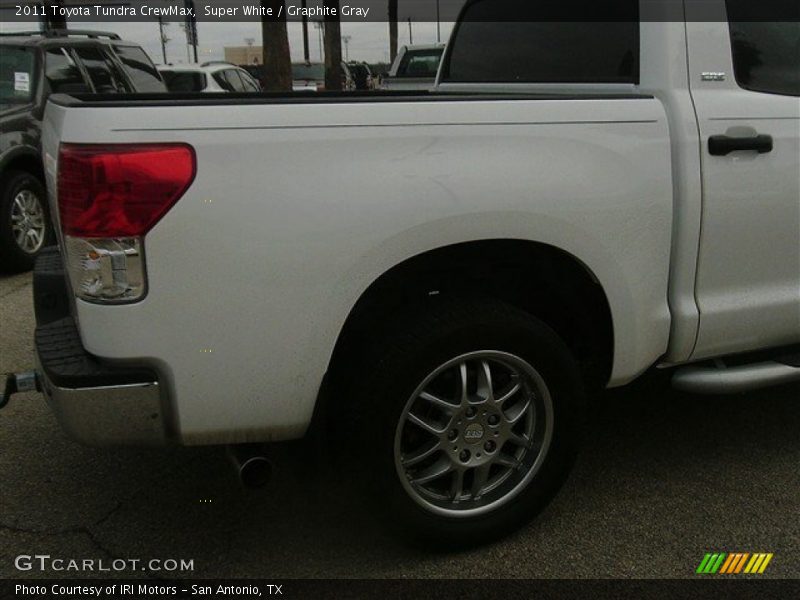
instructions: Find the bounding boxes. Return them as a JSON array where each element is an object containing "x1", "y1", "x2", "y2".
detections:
[
  {"x1": 465, "y1": 407, "x2": 476, "y2": 418},
  {"x1": 487, "y1": 414, "x2": 500, "y2": 426},
  {"x1": 447, "y1": 429, "x2": 458, "y2": 441},
  {"x1": 484, "y1": 440, "x2": 496, "y2": 452},
  {"x1": 459, "y1": 450, "x2": 470, "y2": 463}
]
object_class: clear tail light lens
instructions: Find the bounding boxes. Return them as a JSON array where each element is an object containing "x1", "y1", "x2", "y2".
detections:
[
  {"x1": 64, "y1": 236, "x2": 144, "y2": 301},
  {"x1": 57, "y1": 143, "x2": 195, "y2": 303}
]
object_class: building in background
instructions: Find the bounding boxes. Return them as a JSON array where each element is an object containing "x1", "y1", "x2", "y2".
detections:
[{"x1": 224, "y1": 46, "x2": 263, "y2": 65}]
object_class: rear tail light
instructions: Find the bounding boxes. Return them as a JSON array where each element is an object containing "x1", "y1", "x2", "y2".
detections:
[{"x1": 57, "y1": 143, "x2": 195, "y2": 303}]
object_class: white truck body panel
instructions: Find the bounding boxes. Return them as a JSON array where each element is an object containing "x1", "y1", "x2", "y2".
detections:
[
  {"x1": 684, "y1": 20, "x2": 800, "y2": 358},
  {"x1": 38, "y1": 12, "x2": 800, "y2": 446},
  {"x1": 44, "y1": 98, "x2": 673, "y2": 444}
]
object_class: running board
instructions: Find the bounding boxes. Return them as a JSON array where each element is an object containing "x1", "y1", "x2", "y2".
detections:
[{"x1": 672, "y1": 361, "x2": 800, "y2": 395}]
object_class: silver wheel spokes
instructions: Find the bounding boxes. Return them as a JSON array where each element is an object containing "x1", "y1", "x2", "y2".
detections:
[
  {"x1": 10, "y1": 190, "x2": 46, "y2": 254},
  {"x1": 395, "y1": 351, "x2": 553, "y2": 517}
]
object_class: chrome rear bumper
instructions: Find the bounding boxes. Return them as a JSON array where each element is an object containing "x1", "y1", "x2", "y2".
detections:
[
  {"x1": 32, "y1": 246, "x2": 169, "y2": 446},
  {"x1": 37, "y1": 358, "x2": 166, "y2": 446}
]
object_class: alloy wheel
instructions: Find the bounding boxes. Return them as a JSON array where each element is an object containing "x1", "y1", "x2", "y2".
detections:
[
  {"x1": 394, "y1": 350, "x2": 554, "y2": 518},
  {"x1": 10, "y1": 189, "x2": 46, "y2": 255}
]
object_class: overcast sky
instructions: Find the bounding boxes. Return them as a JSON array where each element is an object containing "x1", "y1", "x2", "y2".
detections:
[{"x1": 0, "y1": 15, "x2": 454, "y2": 64}]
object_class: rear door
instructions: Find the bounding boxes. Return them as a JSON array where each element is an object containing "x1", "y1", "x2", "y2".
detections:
[{"x1": 686, "y1": 1, "x2": 800, "y2": 359}]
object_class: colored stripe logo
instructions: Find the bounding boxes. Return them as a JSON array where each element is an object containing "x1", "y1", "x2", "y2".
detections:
[{"x1": 696, "y1": 552, "x2": 774, "y2": 574}]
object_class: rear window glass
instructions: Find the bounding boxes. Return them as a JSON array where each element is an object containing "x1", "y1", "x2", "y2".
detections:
[
  {"x1": 0, "y1": 46, "x2": 35, "y2": 106},
  {"x1": 238, "y1": 71, "x2": 260, "y2": 91},
  {"x1": 161, "y1": 70, "x2": 206, "y2": 92},
  {"x1": 212, "y1": 71, "x2": 234, "y2": 91},
  {"x1": 44, "y1": 47, "x2": 88, "y2": 94},
  {"x1": 73, "y1": 46, "x2": 128, "y2": 93},
  {"x1": 292, "y1": 63, "x2": 325, "y2": 80},
  {"x1": 223, "y1": 69, "x2": 247, "y2": 92},
  {"x1": 113, "y1": 45, "x2": 165, "y2": 92},
  {"x1": 397, "y1": 49, "x2": 443, "y2": 78},
  {"x1": 443, "y1": 0, "x2": 639, "y2": 84},
  {"x1": 726, "y1": 2, "x2": 800, "y2": 96}
]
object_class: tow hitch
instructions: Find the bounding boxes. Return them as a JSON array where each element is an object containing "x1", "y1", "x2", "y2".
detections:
[{"x1": 0, "y1": 372, "x2": 41, "y2": 409}]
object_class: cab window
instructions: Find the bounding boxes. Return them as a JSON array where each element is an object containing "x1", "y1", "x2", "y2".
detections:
[
  {"x1": 442, "y1": 0, "x2": 639, "y2": 84},
  {"x1": 726, "y1": 1, "x2": 800, "y2": 96}
]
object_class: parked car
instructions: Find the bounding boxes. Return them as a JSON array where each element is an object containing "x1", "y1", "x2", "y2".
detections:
[
  {"x1": 292, "y1": 61, "x2": 355, "y2": 92},
  {"x1": 239, "y1": 64, "x2": 266, "y2": 89},
  {"x1": 4, "y1": 1, "x2": 799, "y2": 546},
  {"x1": 0, "y1": 29, "x2": 165, "y2": 272},
  {"x1": 347, "y1": 62, "x2": 374, "y2": 90},
  {"x1": 158, "y1": 62, "x2": 261, "y2": 93},
  {"x1": 380, "y1": 44, "x2": 445, "y2": 91}
]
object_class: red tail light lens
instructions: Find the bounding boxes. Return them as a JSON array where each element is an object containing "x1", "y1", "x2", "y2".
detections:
[{"x1": 58, "y1": 143, "x2": 196, "y2": 238}]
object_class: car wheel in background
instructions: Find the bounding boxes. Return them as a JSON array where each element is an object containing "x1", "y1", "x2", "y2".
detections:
[{"x1": 0, "y1": 170, "x2": 50, "y2": 273}]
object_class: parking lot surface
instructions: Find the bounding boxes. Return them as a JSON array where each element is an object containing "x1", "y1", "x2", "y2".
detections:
[{"x1": 1, "y1": 272, "x2": 798, "y2": 579}]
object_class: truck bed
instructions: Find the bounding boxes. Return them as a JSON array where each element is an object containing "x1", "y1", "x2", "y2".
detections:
[{"x1": 43, "y1": 89, "x2": 673, "y2": 445}]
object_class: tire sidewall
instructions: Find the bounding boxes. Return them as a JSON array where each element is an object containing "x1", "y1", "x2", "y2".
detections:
[
  {"x1": 354, "y1": 300, "x2": 584, "y2": 546},
  {"x1": 1, "y1": 170, "x2": 49, "y2": 272}
]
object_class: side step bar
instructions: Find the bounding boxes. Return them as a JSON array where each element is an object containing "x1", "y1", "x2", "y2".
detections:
[{"x1": 672, "y1": 360, "x2": 800, "y2": 395}]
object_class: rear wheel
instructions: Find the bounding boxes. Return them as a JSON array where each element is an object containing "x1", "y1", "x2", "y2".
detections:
[
  {"x1": 347, "y1": 297, "x2": 585, "y2": 546},
  {"x1": 0, "y1": 170, "x2": 50, "y2": 272}
]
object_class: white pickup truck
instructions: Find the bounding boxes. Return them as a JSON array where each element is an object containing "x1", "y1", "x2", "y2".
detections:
[
  {"x1": 4, "y1": 1, "x2": 799, "y2": 545},
  {"x1": 379, "y1": 44, "x2": 446, "y2": 91}
]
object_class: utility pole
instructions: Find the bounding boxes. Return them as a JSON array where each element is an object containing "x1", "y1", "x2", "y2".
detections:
[
  {"x1": 301, "y1": 0, "x2": 311, "y2": 62},
  {"x1": 313, "y1": 20, "x2": 324, "y2": 62},
  {"x1": 388, "y1": 0, "x2": 398, "y2": 62},
  {"x1": 436, "y1": 0, "x2": 441, "y2": 43},
  {"x1": 157, "y1": 17, "x2": 169, "y2": 64},
  {"x1": 245, "y1": 37, "x2": 255, "y2": 64},
  {"x1": 407, "y1": 17, "x2": 413, "y2": 45},
  {"x1": 342, "y1": 35, "x2": 351, "y2": 61},
  {"x1": 184, "y1": 0, "x2": 199, "y2": 63}
]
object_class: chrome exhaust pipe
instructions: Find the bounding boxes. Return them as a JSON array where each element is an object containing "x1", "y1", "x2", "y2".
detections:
[{"x1": 227, "y1": 444, "x2": 273, "y2": 489}]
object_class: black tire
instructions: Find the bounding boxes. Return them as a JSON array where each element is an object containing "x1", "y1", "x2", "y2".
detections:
[
  {"x1": 345, "y1": 297, "x2": 586, "y2": 547},
  {"x1": 0, "y1": 170, "x2": 50, "y2": 273}
]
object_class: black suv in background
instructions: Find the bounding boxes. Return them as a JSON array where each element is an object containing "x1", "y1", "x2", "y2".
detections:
[{"x1": 0, "y1": 30, "x2": 166, "y2": 271}]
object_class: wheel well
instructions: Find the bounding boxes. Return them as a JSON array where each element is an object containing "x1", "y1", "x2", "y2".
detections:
[
  {"x1": 328, "y1": 240, "x2": 614, "y2": 392},
  {"x1": 2, "y1": 153, "x2": 45, "y2": 185}
]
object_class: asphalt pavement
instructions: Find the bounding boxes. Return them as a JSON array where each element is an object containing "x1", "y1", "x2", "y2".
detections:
[{"x1": 1, "y1": 271, "x2": 798, "y2": 579}]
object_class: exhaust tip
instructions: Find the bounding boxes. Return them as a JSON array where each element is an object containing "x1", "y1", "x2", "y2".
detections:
[
  {"x1": 228, "y1": 444, "x2": 273, "y2": 489},
  {"x1": 239, "y1": 456, "x2": 272, "y2": 489}
]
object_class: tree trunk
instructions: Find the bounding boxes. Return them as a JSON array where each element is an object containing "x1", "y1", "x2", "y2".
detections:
[
  {"x1": 45, "y1": 0, "x2": 67, "y2": 30},
  {"x1": 388, "y1": 0, "x2": 398, "y2": 62},
  {"x1": 260, "y1": 0, "x2": 292, "y2": 92},
  {"x1": 323, "y1": 0, "x2": 343, "y2": 91}
]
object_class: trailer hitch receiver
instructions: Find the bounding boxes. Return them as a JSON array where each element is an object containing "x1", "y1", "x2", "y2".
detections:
[{"x1": 1, "y1": 371, "x2": 41, "y2": 409}]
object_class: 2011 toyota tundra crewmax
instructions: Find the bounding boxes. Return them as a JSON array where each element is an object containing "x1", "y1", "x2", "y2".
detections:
[{"x1": 3, "y1": 0, "x2": 799, "y2": 545}]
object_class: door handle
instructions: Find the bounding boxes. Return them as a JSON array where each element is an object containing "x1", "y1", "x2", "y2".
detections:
[{"x1": 708, "y1": 134, "x2": 773, "y2": 156}]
